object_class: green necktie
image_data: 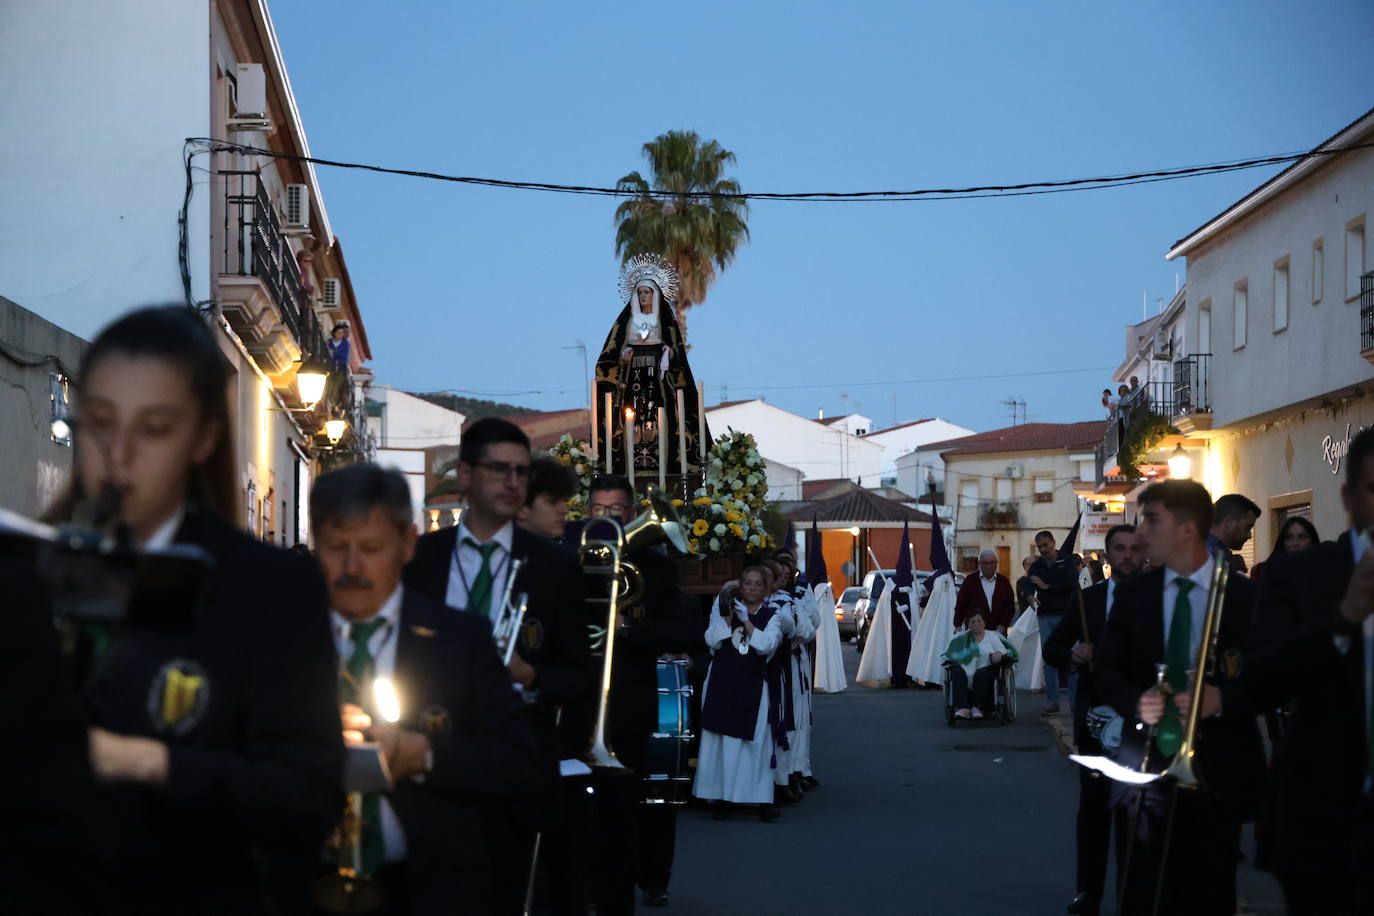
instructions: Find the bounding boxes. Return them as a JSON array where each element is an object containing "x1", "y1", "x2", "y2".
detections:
[
  {"x1": 339, "y1": 618, "x2": 387, "y2": 876},
  {"x1": 464, "y1": 538, "x2": 501, "y2": 618},
  {"x1": 1156, "y1": 578, "x2": 1195, "y2": 757}
]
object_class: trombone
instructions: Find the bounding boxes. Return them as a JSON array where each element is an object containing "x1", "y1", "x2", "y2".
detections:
[{"x1": 578, "y1": 486, "x2": 690, "y2": 770}]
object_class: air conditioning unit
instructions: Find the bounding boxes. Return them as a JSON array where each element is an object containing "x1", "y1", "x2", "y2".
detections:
[
  {"x1": 229, "y1": 63, "x2": 272, "y2": 131},
  {"x1": 283, "y1": 184, "x2": 310, "y2": 235},
  {"x1": 1005, "y1": 463, "x2": 1024, "y2": 479},
  {"x1": 321, "y1": 278, "x2": 341, "y2": 309}
]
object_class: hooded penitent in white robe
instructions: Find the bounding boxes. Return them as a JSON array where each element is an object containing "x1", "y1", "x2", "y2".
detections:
[
  {"x1": 855, "y1": 575, "x2": 894, "y2": 687},
  {"x1": 693, "y1": 600, "x2": 786, "y2": 805},
  {"x1": 782, "y1": 585, "x2": 820, "y2": 777},
  {"x1": 906, "y1": 572, "x2": 956, "y2": 684},
  {"x1": 1006, "y1": 606, "x2": 1046, "y2": 691},
  {"x1": 812, "y1": 582, "x2": 847, "y2": 693}
]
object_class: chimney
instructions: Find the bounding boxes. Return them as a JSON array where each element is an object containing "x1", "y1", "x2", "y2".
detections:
[{"x1": 818, "y1": 408, "x2": 825, "y2": 420}]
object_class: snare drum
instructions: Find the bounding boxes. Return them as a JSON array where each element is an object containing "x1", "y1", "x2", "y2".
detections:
[{"x1": 643, "y1": 657, "x2": 693, "y2": 805}]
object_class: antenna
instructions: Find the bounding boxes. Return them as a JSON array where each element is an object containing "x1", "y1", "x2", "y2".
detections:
[
  {"x1": 1141, "y1": 290, "x2": 1147, "y2": 321},
  {"x1": 1000, "y1": 397, "x2": 1026, "y2": 426}
]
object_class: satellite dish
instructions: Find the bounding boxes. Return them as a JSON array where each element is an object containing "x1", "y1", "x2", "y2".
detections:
[{"x1": 841, "y1": 561, "x2": 856, "y2": 577}]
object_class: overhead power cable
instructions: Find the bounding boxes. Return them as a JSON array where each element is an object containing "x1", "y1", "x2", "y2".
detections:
[{"x1": 189, "y1": 137, "x2": 1374, "y2": 203}]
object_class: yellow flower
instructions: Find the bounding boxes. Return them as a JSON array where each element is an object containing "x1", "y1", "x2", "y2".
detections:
[
  {"x1": 728, "y1": 523, "x2": 744, "y2": 538},
  {"x1": 689, "y1": 538, "x2": 701, "y2": 554},
  {"x1": 692, "y1": 519, "x2": 709, "y2": 537},
  {"x1": 725, "y1": 510, "x2": 742, "y2": 523},
  {"x1": 671, "y1": 498, "x2": 684, "y2": 507},
  {"x1": 693, "y1": 496, "x2": 713, "y2": 507}
]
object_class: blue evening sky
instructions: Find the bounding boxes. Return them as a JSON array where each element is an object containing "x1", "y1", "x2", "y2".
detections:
[{"x1": 271, "y1": 0, "x2": 1374, "y2": 434}]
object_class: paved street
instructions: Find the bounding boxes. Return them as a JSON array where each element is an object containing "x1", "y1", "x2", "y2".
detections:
[{"x1": 672, "y1": 643, "x2": 1285, "y2": 916}]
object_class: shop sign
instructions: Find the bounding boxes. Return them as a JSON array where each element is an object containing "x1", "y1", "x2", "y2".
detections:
[
  {"x1": 1080, "y1": 510, "x2": 1126, "y2": 551},
  {"x1": 1322, "y1": 423, "x2": 1372, "y2": 476}
]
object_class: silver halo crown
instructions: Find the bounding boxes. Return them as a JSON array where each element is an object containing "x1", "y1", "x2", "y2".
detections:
[{"x1": 618, "y1": 254, "x2": 679, "y2": 307}]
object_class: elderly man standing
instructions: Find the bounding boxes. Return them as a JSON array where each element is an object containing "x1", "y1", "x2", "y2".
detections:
[{"x1": 954, "y1": 550, "x2": 1016, "y2": 633}]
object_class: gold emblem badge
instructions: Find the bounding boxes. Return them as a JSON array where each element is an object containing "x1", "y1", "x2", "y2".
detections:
[
  {"x1": 148, "y1": 660, "x2": 210, "y2": 735},
  {"x1": 409, "y1": 625, "x2": 437, "y2": 638},
  {"x1": 1219, "y1": 649, "x2": 1244, "y2": 680},
  {"x1": 521, "y1": 618, "x2": 545, "y2": 652},
  {"x1": 420, "y1": 704, "x2": 451, "y2": 735}
]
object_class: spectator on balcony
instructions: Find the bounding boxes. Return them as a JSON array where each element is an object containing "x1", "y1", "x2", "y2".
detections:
[
  {"x1": 1207, "y1": 494, "x2": 1262, "y2": 563},
  {"x1": 1102, "y1": 388, "x2": 1116, "y2": 417},
  {"x1": 327, "y1": 320, "x2": 351, "y2": 373},
  {"x1": 1129, "y1": 375, "x2": 1140, "y2": 392},
  {"x1": 1251, "y1": 516, "x2": 1320, "y2": 583},
  {"x1": 1116, "y1": 383, "x2": 1131, "y2": 406}
]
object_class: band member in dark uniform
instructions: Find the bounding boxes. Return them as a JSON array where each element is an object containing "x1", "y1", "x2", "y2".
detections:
[
  {"x1": 1043, "y1": 524, "x2": 1142, "y2": 916},
  {"x1": 1250, "y1": 426, "x2": 1374, "y2": 914},
  {"x1": 1096, "y1": 481, "x2": 1264, "y2": 916},
  {"x1": 585, "y1": 474, "x2": 697, "y2": 911},
  {"x1": 403, "y1": 418, "x2": 594, "y2": 914},
  {"x1": 39, "y1": 306, "x2": 344, "y2": 914},
  {"x1": 311, "y1": 464, "x2": 537, "y2": 914}
]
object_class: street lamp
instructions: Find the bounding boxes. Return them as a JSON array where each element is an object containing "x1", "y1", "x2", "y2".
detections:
[
  {"x1": 1168, "y1": 444, "x2": 1192, "y2": 479},
  {"x1": 848, "y1": 526, "x2": 861, "y2": 537},
  {"x1": 324, "y1": 417, "x2": 348, "y2": 445},
  {"x1": 296, "y1": 357, "x2": 330, "y2": 408}
]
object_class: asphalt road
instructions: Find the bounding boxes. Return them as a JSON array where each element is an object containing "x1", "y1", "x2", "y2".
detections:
[{"x1": 669, "y1": 643, "x2": 1285, "y2": 916}]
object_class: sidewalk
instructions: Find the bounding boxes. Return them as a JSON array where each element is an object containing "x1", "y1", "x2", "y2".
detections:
[{"x1": 1034, "y1": 694, "x2": 1284, "y2": 915}]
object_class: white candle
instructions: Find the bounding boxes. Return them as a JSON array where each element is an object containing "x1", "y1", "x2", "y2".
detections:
[
  {"x1": 589, "y1": 380, "x2": 598, "y2": 464},
  {"x1": 676, "y1": 387, "x2": 687, "y2": 478},
  {"x1": 657, "y1": 406, "x2": 667, "y2": 492},
  {"x1": 604, "y1": 392, "x2": 613, "y2": 473},
  {"x1": 697, "y1": 381, "x2": 707, "y2": 465},
  {"x1": 625, "y1": 408, "x2": 635, "y2": 482}
]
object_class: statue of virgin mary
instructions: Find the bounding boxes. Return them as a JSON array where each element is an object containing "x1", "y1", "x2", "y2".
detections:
[{"x1": 593, "y1": 254, "x2": 708, "y2": 482}]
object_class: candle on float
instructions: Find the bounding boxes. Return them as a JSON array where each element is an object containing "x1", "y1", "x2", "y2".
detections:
[
  {"x1": 588, "y1": 380, "x2": 598, "y2": 464},
  {"x1": 676, "y1": 387, "x2": 688, "y2": 478},
  {"x1": 607, "y1": 392, "x2": 618, "y2": 472},
  {"x1": 624, "y1": 407, "x2": 636, "y2": 482},
  {"x1": 657, "y1": 406, "x2": 667, "y2": 491},
  {"x1": 696, "y1": 381, "x2": 707, "y2": 464}
]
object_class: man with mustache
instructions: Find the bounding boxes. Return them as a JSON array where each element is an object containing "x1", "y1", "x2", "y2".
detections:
[{"x1": 312, "y1": 463, "x2": 536, "y2": 912}]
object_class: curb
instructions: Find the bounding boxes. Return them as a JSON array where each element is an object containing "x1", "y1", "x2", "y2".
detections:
[{"x1": 1044, "y1": 711, "x2": 1075, "y2": 757}]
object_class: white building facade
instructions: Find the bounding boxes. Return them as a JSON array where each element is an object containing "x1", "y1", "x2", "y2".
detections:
[{"x1": 706, "y1": 400, "x2": 886, "y2": 488}]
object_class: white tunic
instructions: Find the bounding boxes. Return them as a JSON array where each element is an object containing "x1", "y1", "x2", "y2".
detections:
[
  {"x1": 692, "y1": 601, "x2": 785, "y2": 805},
  {"x1": 785, "y1": 587, "x2": 820, "y2": 777}
]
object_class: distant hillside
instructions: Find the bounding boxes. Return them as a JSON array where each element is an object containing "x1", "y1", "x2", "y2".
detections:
[{"x1": 409, "y1": 392, "x2": 539, "y2": 421}]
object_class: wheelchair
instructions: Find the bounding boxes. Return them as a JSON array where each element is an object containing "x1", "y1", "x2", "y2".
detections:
[{"x1": 942, "y1": 658, "x2": 1018, "y2": 726}]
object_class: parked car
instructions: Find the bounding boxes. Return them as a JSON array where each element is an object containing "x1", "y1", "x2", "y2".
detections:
[
  {"x1": 835, "y1": 586, "x2": 866, "y2": 639},
  {"x1": 854, "y1": 569, "x2": 965, "y2": 652}
]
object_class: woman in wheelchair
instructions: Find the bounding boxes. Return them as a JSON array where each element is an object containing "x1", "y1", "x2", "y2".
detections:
[{"x1": 944, "y1": 610, "x2": 1018, "y2": 719}]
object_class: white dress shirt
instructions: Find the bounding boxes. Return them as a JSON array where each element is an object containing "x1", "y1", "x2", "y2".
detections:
[
  {"x1": 140, "y1": 505, "x2": 186, "y2": 551},
  {"x1": 1161, "y1": 554, "x2": 1216, "y2": 663},
  {"x1": 1105, "y1": 577, "x2": 1118, "y2": 618},
  {"x1": 446, "y1": 519, "x2": 515, "y2": 616},
  {"x1": 331, "y1": 586, "x2": 408, "y2": 863},
  {"x1": 979, "y1": 573, "x2": 997, "y2": 610}
]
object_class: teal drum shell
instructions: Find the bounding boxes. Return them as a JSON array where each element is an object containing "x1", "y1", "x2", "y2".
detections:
[{"x1": 644, "y1": 657, "x2": 694, "y2": 805}]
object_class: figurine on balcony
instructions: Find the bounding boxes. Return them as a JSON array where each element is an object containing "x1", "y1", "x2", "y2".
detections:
[
  {"x1": 327, "y1": 320, "x2": 351, "y2": 372},
  {"x1": 593, "y1": 254, "x2": 707, "y2": 480}
]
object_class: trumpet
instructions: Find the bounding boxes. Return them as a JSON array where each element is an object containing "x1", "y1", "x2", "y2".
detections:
[{"x1": 492, "y1": 557, "x2": 528, "y2": 665}]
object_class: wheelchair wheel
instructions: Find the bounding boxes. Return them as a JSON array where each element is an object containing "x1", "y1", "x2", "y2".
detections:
[
  {"x1": 942, "y1": 667, "x2": 956, "y2": 726},
  {"x1": 1002, "y1": 665, "x2": 1017, "y2": 722}
]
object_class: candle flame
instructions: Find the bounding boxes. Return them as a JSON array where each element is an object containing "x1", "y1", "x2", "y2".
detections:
[
  {"x1": 372, "y1": 677, "x2": 401, "y2": 724},
  {"x1": 624, "y1": 407, "x2": 635, "y2": 421}
]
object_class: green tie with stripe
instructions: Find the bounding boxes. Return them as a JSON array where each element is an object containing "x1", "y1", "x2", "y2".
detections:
[
  {"x1": 340, "y1": 618, "x2": 387, "y2": 876},
  {"x1": 1156, "y1": 578, "x2": 1194, "y2": 758},
  {"x1": 464, "y1": 538, "x2": 501, "y2": 617}
]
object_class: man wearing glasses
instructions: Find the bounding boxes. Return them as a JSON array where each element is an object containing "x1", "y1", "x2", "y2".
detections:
[{"x1": 405, "y1": 417, "x2": 595, "y2": 914}]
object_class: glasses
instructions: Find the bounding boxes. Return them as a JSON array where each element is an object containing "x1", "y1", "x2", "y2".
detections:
[
  {"x1": 589, "y1": 503, "x2": 631, "y2": 518},
  {"x1": 472, "y1": 460, "x2": 531, "y2": 481}
]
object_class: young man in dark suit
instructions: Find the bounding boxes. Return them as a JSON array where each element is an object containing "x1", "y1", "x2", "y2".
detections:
[
  {"x1": 585, "y1": 474, "x2": 697, "y2": 912},
  {"x1": 1044, "y1": 524, "x2": 1143, "y2": 916},
  {"x1": 313, "y1": 464, "x2": 538, "y2": 913},
  {"x1": 1096, "y1": 480, "x2": 1264, "y2": 916},
  {"x1": 1250, "y1": 427, "x2": 1374, "y2": 914},
  {"x1": 403, "y1": 418, "x2": 595, "y2": 914}
]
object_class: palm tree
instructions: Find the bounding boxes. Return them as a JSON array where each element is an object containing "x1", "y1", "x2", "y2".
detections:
[{"x1": 614, "y1": 130, "x2": 750, "y2": 343}]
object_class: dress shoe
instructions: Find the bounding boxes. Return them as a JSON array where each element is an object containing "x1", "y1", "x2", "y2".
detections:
[
  {"x1": 775, "y1": 785, "x2": 803, "y2": 805},
  {"x1": 801, "y1": 775, "x2": 821, "y2": 789},
  {"x1": 1065, "y1": 892, "x2": 1098, "y2": 915},
  {"x1": 758, "y1": 804, "x2": 781, "y2": 822},
  {"x1": 642, "y1": 889, "x2": 670, "y2": 907}
]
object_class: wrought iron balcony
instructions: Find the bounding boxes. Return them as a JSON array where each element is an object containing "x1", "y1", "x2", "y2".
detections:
[
  {"x1": 219, "y1": 171, "x2": 322, "y2": 377},
  {"x1": 977, "y1": 503, "x2": 1020, "y2": 529},
  {"x1": 1361, "y1": 271, "x2": 1374, "y2": 364},
  {"x1": 1171, "y1": 353, "x2": 1213, "y2": 435}
]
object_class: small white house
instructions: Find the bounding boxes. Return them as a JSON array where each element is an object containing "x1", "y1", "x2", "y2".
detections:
[{"x1": 706, "y1": 399, "x2": 885, "y2": 487}]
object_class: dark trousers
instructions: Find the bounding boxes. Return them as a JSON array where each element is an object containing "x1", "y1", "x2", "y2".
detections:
[
  {"x1": 591, "y1": 733, "x2": 679, "y2": 915},
  {"x1": 949, "y1": 666, "x2": 996, "y2": 709},
  {"x1": 1075, "y1": 765, "x2": 1112, "y2": 913},
  {"x1": 541, "y1": 776, "x2": 591, "y2": 916},
  {"x1": 1112, "y1": 786, "x2": 1240, "y2": 916}
]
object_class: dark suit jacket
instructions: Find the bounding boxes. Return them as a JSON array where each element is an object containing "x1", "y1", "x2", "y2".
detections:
[
  {"x1": 1043, "y1": 579, "x2": 1109, "y2": 749},
  {"x1": 608, "y1": 546, "x2": 697, "y2": 738},
  {"x1": 84, "y1": 508, "x2": 343, "y2": 914},
  {"x1": 1249, "y1": 534, "x2": 1367, "y2": 881},
  {"x1": 953, "y1": 573, "x2": 1016, "y2": 631},
  {"x1": 387, "y1": 588, "x2": 537, "y2": 912},
  {"x1": 1096, "y1": 565, "x2": 1265, "y2": 820},
  {"x1": 404, "y1": 524, "x2": 595, "y2": 821}
]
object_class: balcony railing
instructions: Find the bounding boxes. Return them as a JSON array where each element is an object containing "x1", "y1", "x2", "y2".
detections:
[
  {"x1": 977, "y1": 503, "x2": 1020, "y2": 529},
  {"x1": 1361, "y1": 271, "x2": 1374, "y2": 353},
  {"x1": 1173, "y1": 354, "x2": 1212, "y2": 415},
  {"x1": 1117, "y1": 378, "x2": 1176, "y2": 421},
  {"x1": 222, "y1": 171, "x2": 324, "y2": 358}
]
